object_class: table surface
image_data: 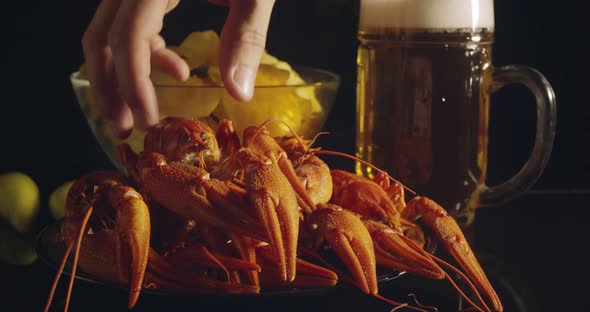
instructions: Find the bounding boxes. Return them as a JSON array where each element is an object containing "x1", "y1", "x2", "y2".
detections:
[{"x1": 2, "y1": 190, "x2": 588, "y2": 312}]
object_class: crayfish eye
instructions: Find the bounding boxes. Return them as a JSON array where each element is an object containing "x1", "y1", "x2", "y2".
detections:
[
  {"x1": 85, "y1": 184, "x2": 99, "y2": 196},
  {"x1": 182, "y1": 133, "x2": 192, "y2": 144}
]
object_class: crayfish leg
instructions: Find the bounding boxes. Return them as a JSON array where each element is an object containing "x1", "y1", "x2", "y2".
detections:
[
  {"x1": 117, "y1": 143, "x2": 141, "y2": 185},
  {"x1": 215, "y1": 119, "x2": 241, "y2": 158},
  {"x1": 147, "y1": 249, "x2": 260, "y2": 294},
  {"x1": 259, "y1": 258, "x2": 338, "y2": 289}
]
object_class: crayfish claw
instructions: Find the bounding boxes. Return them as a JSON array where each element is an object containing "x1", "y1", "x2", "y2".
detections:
[
  {"x1": 403, "y1": 197, "x2": 503, "y2": 312},
  {"x1": 44, "y1": 172, "x2": 151, "y2": 311},
  {"x1": 309, "y1": 204, "x2": 378, "y2": 295},
  {"x1": 237, "y1": 147, "x2": 300, "y2": 282},
  {"x1": 363, "y1": 220, "x2": 445, "y2": 280},
  {"x1": 107, "y1": 185, "x2": 151, "y2": 308}
]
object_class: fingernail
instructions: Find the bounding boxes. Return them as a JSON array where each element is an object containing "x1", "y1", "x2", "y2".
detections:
[
  {"x1": 116, "y1": 127, "x2": 133, "y2": 139},
  {"x1": 232, "y1": 65, "x2": 255, "y2": 100}
]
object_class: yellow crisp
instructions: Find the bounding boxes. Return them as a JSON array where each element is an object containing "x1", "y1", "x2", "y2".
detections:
[{"x1": 177, "y1": 30, "x2": 220, "y2": 69}]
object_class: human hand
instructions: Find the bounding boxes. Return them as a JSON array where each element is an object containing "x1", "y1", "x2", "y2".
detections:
[{"x1": 82, "y1": 0, "x2": 275, "y2": 138}]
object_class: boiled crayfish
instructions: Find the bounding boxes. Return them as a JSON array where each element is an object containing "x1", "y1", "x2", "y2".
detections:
[{"x1": 44, "y1": 117, "x2": 502, "y2": 312}]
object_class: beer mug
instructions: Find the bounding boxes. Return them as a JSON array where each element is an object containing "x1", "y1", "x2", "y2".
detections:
[{"x1": 355, "y1": 0, "x2": 556, "y2": 225}]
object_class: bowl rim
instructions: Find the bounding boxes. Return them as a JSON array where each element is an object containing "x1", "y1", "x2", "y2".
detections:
[{"x1": 70, "y1": 65, "x2": 340, "y2": 89}]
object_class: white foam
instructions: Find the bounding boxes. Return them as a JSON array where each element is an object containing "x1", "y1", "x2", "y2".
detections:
[{"x1": 359, "y1": 0, "x2": 494, "y2": 31}]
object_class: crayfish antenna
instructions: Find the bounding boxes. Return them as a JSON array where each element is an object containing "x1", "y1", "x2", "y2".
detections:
[
  {"x1": 64, "y1": 207, "x2": 93, "y2": 312},
  {"x1": 251, "y1": 121, "x2": 415, "y2": 196},
  {"x1": 44, "y1": 206, "x2": 95, "y2": 312},
  {"x1": 431, "y1": 254, "x2": 491, "y2": 312},
  {"x1": 397, "y1": 235, "x2": 490, "y2": 312},
  {"x1": 43, "y1": 238, "x2": 75, "y2": 312},
  {"x1": 373, "y1": 293, "x2": 431, "y2": 312},
  {"x1": 305, "y1": 131, "x2": 331, "y2": 153},
  {"x1": 312, "y1": 149, "x2": 416, "y2": 195}
]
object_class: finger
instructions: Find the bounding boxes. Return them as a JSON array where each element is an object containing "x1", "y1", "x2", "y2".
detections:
[
  {"x1": 82, "y1": 0, "x2": 133, "y2": 136},
  {"x1": 102, "y1": 88, "x2": 135, "y2": 139},
  {"x1": 219, "y1": 0, "x2": 275, "y2": 102},
  {"x1": 165, "y1": 0, "x2": 180, "y2": 12},
  {"x1": 150, "y1": 35, "x2": 190, "y2": 82},
  {"x1": 109, "y1": 0, "x2": 172, "y2": 130}
]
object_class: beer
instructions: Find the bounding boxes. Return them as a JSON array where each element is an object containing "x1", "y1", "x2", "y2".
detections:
[{"x1": 355, "y1": 0, "x2": 496, "y2": 223}]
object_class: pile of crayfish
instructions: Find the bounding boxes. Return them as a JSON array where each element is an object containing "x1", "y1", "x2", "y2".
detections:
[{"x1": 44, "y1": 117, "x2": 502, "y2": 312}]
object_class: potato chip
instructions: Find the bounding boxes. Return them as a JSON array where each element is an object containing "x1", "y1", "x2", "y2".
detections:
[
  {"x1": 259, "y1": 51, "x2": 322, "y2": 113},
  {"x1": 152, "y1": 69, "x2": 222, "y2": 119},
  {"x1": 205, "y1": 46, "x2": 323, "y2": 137},
  {"x1": 214, "y1": 86, "x2": 316, "y2": 138},
  {"x1": 255, "y1": 64, "x2": 291, "y2": 86},
  {"x1": 207, "y1": 66, "x2": 223, "y2": 85},
  {"x1": 177, "y1": 30, "x2": 220, "y2": 69},
  {"x1": 260, "y1": 50, "x2": 281, "y2": 66}
]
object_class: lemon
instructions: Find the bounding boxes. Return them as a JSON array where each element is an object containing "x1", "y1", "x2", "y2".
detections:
[
  {"x1": 0, "y1": 172, "x2": 40, "y2": 233},
  {"x1": 48, "y1": 180, "x2": 75, "y2": 220}
]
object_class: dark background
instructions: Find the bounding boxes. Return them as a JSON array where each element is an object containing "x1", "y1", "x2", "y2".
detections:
[
  {"x1": 2, "y1": 0, "x2": 589, "y2": 311},
  {"x1": 3, "y1": 0, "x2": 588, "y2": 190}
]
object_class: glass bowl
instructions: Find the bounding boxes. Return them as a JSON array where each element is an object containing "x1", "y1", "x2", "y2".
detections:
[{"x1": 70, "y1": 66, "x2": 340, "y2": 172}]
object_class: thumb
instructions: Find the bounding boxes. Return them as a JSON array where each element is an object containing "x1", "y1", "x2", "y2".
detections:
[{"x1": 218, "y1": 0, "x2": 275, "y2": 102}]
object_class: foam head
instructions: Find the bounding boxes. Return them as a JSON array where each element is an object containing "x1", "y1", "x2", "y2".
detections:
[{"x1": 359, "y1": 0, "x2": 495, "y2": 31}]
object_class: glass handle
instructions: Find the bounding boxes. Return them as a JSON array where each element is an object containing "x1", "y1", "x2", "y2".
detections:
[{"x1": 479, "y1": 65, "x2": 557, "y2": 207}]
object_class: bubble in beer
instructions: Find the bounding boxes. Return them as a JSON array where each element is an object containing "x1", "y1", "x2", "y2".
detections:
[{"x1": 359, "y1": 0, "x2": 495, "y2": 31}]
